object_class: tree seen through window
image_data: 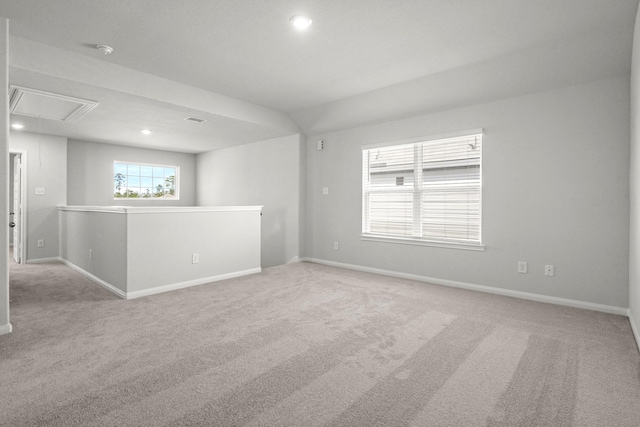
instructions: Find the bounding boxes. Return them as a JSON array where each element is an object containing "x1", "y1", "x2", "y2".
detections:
[{"x1": 114, "y1": 162, "x2": 178, "y2": 199}]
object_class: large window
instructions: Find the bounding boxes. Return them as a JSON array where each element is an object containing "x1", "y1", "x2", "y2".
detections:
[
  {"x1": 114, "y1": 162, "x2": 179, "y2": 200},
  {"x1": 362, "y1": 131, "x2": 482, "y2": 249}
]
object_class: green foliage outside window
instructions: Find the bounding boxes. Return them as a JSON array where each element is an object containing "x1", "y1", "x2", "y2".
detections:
[{"x1": 113, "y1": 162, "x2": 178, "y2": 199}]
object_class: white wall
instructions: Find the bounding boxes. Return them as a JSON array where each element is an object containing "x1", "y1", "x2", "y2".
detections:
[
  {"x1": 8, "y1": 153, "x2": 14, "y2": 245},
  {"x1": 67, "y1": 139, "x2": 197, "y2": 206},
  {"x1": 58, "y1": 206, "x2": 261, "y2": 297},
  {"x1": 197, "y1": 134, "x2": 303, "y2": 268},
  {"x1": 9, "y1": 131, "x2": 67, "y2": 262},
  {"x1": 306, "y1": 76, "x2": 630, "y2": 309},
  {"x1": 126, "y1": 209, "x2": 261, "y2": 293},
  {"x1": 629, "y1": 3, "x2": 640, "y2": 345},
  {"x1": 59, "y1": 209, "x2": 128, "y2": 292},
  {"x1": 0, "y1": 18, "x2": 9, "y2": 335}
]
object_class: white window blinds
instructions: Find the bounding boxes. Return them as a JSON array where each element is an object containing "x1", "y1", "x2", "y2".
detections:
[{"x1": 362, "y1": 132, "x2": 482, "y2": 246}]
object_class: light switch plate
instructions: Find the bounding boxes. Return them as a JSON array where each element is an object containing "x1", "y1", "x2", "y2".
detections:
[{"x1": 517, "y1": 261, "x2": 527, "y2": 274}]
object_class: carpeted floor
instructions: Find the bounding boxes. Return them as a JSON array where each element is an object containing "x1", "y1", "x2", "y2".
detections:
[{"x1": 1, "y1": 258, "x2": 639, "y2": 426}]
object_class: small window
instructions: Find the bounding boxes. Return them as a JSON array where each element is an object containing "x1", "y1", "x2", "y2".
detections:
[
  {"x1": 114, "y1": 161, "x2": 179, "y2": 200},
  {"x1": 362, "y1": 132, "x2": 482, "y2": 249}
]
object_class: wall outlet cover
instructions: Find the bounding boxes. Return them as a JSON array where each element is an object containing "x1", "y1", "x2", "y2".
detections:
[{"x1": 545, "y1": 265, "x2": 554, "y2": 276}]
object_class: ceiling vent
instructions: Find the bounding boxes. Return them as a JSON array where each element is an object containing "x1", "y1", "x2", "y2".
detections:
[
  {"x1": 184, "y1": 117, "x2": 206, "y2": 123},
  {"x1": 9, "y1": 85, "x2": 99, "y2": 122}
]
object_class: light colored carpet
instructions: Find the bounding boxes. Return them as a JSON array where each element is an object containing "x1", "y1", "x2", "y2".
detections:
[{"x1": 1, "y1": 259, "x2": 639, "y2": 426}]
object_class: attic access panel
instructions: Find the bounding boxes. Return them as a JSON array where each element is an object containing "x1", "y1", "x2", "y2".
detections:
[{"x1": 9, "y1": 85, "x2": 99, "y2": 122}]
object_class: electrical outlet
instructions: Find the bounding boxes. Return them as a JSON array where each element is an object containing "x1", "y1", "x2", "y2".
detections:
[
  {"x1": 37, "y1": 239, "x2": 45, "y2": 248},
  {"x1": 334, "y1": 242, "x2": 339, "y2": 250},
  {"x1": 192, "y1": 253, "x2": 200, "y2": 264},
  {"x1": 322, "y1": 187, "x2": 329, "y2": 195},
  {"x1": 545, "y1": 265, "x2": 554, "y2": 276},
  {"x1": 517, "y1": 261, "x2": 527, "y2": 274}
]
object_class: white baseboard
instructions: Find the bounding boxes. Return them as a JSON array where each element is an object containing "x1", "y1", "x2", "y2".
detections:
[
  {"x1": 126, "y1": 268, "x2": 262, "y2": 299},
  {"x1": 0, "y1": 323, "x2": 12, "y2": 336},
  {"x1": 629, "y1": 310, "x2": 640, "y2": 353},
  {"x1": 27, "y1": 257, "x2": 62, "y2": 264},
  {"x1": 287, "y1": 256, "x2": 301, "y2": 264},
  {"x1": 59, "y1": 258, "x2": 260, "y2": 300},
  {"x1": 302, "y1": 258, "x2": 628, "y2": 316},
  {"x1": 59, "y1": 259, "x2": 127, "y2": 299}
]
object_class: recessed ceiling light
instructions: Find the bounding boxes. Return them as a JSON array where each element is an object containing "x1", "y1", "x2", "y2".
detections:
[
  {"x1": 290, "y1": 15, "x2": 312, "y2": 31},
  {"x1": 141, "y1": 129, "x2": 152, "y2": 135},
  {"x1": 11, "y1": 123, "x2": 24, "y2": 130}
]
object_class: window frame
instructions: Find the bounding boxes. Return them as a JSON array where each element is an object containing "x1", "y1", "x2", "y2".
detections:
[
  {"x1": 113, "y1": 161, "x2": 180, "y2": 201},
  {"x1": 361, "y1": 130, "x2": 484, "y2": 251}
]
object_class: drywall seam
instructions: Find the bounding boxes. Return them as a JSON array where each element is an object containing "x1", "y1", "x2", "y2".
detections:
[{"x1": 301, "y1": 258, "x2": 628, "y2": 316}]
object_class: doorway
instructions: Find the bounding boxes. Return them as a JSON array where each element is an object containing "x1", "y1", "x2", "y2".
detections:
[{"x1": 9, "y1": 150, "x2": 26, "y2": 264}]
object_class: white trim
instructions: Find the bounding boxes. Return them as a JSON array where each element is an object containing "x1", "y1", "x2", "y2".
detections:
[
  {"x1": 362, "y1": 133, "x2": 483, "y2": 248},
  {"x1": 301, "y1": 258, "x2": 628, "y2": 316},
  {"x1": 10, "y1": 85, "x2": 99, "y2": 122},
  {"x1": 124, "y1": 206, "x2": 263, "y2": 214},
  {"x1": 361, "y1": 234, "x2": 485, "y2": 251},
  {"x1": 59, "y1": 258, "x2": 260, "y2": 300},
  {"x1": 26, "y1": 257, "x2": 62, "y2": 264},
  {"x1": 0, "y1": 323, "x2": 12, "y2": 336},
  {"x1": 629, "y1": 310, "x2": 640, "y2": 353},
  {"x1": 9, "y1": 149, "x2": 27, "y2": 265},
  {"x1": 113, "y1": 160, "x2": 181, "y2": 201},
  {"x1": 58, "y1": 206, "x2": 127, "y2": 214},
  {"x1": 287, "y1": 256, "x2": 301, "y2": 264},
  {"x1": 58, "y1": 205, "x2": 263, "y2": 214},
  {"x1": 126, "y1": 268, "x2": 262, "y2": 299},
  {"x1": 59, "y1": 258, "x2": 127, "y2": 299},
  {"x1": 362, "y1": 128, "x2": 483, "y2": 150}
]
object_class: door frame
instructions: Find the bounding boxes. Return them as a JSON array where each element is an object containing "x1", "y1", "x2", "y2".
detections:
[{"x1": 9, "y1": 149, "x2": 27, "y2": 264}]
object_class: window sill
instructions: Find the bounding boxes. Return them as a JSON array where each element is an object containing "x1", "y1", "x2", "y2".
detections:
[
  {"x1": 361, "y1": 234, "x2": 485, "y2": 252},
  {"x1": 112, "y1": 198, "x2": 180, "y2": 201}
]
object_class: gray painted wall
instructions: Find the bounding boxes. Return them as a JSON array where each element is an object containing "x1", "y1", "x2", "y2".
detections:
[
  {"x1": 67, "y1": 139, "x2": 197, "y2": 206},
  {"x1": 127, "y1": 209, "x2": 261, "y2": 293},
  {"x1": 1, "y1": 18, "x2": 9, "y2": 335},
  {"x1": 629, "y1": 4, "x2": 640, "y2": 340},
  {"x1": 305, "y1": 76, "x2": 630, "y2": 309},
  {"x1": 9, "y1": 131, "x2": 67, "y2": 262},
  {"x1": 196, "y1": 134, "x2": 302, "y2": 268},
  {"x1": 59, "y1": 210, "x2": 128, "y2": 292},
  {"x1": 59, "y1": 207, "x2": 261, "y2": 296}
]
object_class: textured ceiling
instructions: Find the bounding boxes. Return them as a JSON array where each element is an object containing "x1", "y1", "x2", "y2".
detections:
[{"x1": 0, "y1": 0, "x2": 638, "y2": 152}]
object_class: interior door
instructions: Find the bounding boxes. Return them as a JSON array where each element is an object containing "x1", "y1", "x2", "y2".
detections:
[{"x1": 12, "y1": 154, "x2": 21, "y2": 264}]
